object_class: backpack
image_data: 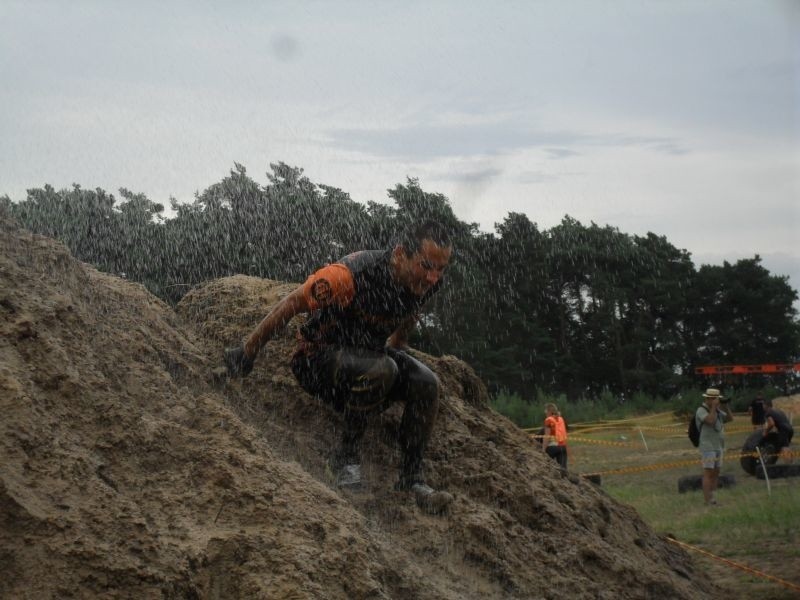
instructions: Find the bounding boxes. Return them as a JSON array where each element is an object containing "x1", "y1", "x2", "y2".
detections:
[{"x1": 688, "y1": 414, "x2": 703, "y2": 447}]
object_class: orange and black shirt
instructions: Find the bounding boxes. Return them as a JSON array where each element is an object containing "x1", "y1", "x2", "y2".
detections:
[{"x1": 298, "y1": 250, "x2": 441, "y2": 352}]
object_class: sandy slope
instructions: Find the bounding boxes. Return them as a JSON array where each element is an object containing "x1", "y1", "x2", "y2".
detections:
[{"x1": 0, "y1": 213, "x2": 721, "y2": 599}]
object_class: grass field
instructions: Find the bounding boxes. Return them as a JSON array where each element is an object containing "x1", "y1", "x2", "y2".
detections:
[{"x1": 559, "y1": 409, "x2": 800, "y2": 600}]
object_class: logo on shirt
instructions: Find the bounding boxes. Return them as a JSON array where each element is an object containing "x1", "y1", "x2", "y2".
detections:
[{"x1": 311, "y1": 279, "x2": 332, "y2": 303}]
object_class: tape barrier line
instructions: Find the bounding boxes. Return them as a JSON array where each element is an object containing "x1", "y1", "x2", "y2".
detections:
[
  {"x1": 522, "y1": 412, "x2": 675, "y2": 434},
  {"x1": 579, "y1": 450, "x2": 798, "y2": 477},
  {"x1": 529, "y1": 434, "x2": 641, "y2": 448},
  {"x1": 568, "y1": 411, "x2": 675, "y2": 427},
  {"x1": 567, "y1": 436, "x2": 642, "y2": 447},
  {"x1": 526, "y1": 423, "x2": 675, "y2": 434},
  {"x1": 527, "y1": 423, "x2": 761, "y2": 435},
  {"x1": 581, "y1": 457, "x2": 704, "y2": 476},
  {"x1": 666, "y1": 536, "x2": 800, "y2": 593}
]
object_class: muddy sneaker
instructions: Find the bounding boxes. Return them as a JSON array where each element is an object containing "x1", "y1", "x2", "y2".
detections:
[
  {"x1": 412, "y1": 483, "x2": 454, "y2": 515},
  {"x1": 336, "y1": 464, "x2": 363, "y2": 489},
  {"x1": 408, "y1": 482, "x2": 454, "y2": 515}
]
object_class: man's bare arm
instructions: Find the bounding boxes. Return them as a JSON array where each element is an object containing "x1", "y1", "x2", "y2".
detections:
[
  {"x1": 386, "y1": 315, "x2": 417, "y2": 351},
  {"x1": 764, "y1": 415, "x2": 776, "y2": 434},
  {"x1": 243, "y1": 285, "x2": 310, "y2": 358},
  {"x1": 721, "y1": 405, "x2": 734, "y2": 423},
  {"x1": 702, "y1": 404, "x2": 719, "y2": 425}
]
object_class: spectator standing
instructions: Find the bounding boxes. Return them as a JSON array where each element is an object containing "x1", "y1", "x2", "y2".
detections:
[
  {"x1": 748, "y1": 395, "x2": 766, "y2": 430},
  {"x1": 695, "y1": 388, "x2": 733, "y2": 506}
]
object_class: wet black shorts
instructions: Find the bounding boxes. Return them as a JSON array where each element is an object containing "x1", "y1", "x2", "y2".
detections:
[{"x1": 291, "y1": 346, "x2": 435, "y2": 414}]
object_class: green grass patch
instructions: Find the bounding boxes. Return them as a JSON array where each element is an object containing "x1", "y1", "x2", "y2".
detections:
[{"x1": 564, "y1": 409, "x2": 800, "y2": 598}]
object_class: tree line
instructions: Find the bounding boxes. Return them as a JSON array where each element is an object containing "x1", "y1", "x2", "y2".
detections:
[{"x1": 3, "y1": 162, "x2": 798, "y2": 400}]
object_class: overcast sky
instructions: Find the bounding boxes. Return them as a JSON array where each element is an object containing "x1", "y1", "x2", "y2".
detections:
[{"x1": 1, "y1": 1, "x2": 798, "y2": 297}]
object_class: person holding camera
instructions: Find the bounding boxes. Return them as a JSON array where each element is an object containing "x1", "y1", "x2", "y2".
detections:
[{"x1": 695, "y1": 388, "x2": 734, "y2": 506}]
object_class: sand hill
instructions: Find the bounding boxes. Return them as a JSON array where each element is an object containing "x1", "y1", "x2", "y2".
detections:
[{"x1": 0, "y1": 213, "x2": 720, "y2": 599}]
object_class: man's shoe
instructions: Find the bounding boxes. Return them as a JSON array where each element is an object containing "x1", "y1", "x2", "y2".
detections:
[
  {"x1": 335, "y1": 464, "x2": 363, "y2": 489},
  {"x1": 396, "y1": 476, "x2": 453, "y2": 515},
  {"x1": 411, "y1": 482, "x2": 454, "y2": 515}
]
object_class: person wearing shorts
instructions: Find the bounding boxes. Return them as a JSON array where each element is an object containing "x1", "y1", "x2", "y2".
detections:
[{"x1": 695, "y1": 388, "x2": 733, "y2": 506}]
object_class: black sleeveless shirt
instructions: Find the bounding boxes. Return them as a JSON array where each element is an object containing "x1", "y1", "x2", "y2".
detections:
[{"x1": 299, "y1": 250, "x2": 441, "y2": 351}]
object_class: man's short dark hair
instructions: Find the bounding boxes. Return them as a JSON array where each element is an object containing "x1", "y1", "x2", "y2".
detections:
[{"x1": 400, "y1": 220, "x2": 451, "y2": 256}]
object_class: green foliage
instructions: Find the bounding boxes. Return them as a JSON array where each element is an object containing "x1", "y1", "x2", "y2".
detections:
[
  {"x1": 490, "y1": 389, "x2": 686, "y2": 427},
  {"x1": 686, "y1": 257, "x2": 800, "y2": 368},
  {"x1": 8, "y1": 163, "x2": 800, "y2": 402}
]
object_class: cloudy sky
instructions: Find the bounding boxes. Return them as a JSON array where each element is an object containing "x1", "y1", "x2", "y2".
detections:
[{"x1": 1, "y1": 1, "x2": 798, "y2": 296}]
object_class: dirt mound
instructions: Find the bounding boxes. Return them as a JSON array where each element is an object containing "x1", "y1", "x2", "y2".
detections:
[{"x1": 0, "y1": 213, "x2": 720, "y2": 599}]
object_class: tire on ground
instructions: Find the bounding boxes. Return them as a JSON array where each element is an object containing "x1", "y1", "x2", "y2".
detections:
[
  {"x1": 755, "y1": 463, "x2": 800, "y2": 480},
  {"x1": 677, "y1": 473, "x2": 736, "y2": 494},
  {"x1": 740, "y1": 431, "x2": 778, "y2": 476}
]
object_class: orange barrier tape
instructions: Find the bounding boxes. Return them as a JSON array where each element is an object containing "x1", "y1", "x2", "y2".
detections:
[
  {"x1": 579, "y1": 450, "x2": 797, "y2": 478},
  {"x1": 581, "y1": 457, "x2": 702, "y2": 477},
  {"x1": 567, "y1": 436, "x2": 642, "y2": 447},
  {"x1": 558, "y1": 423, "x2": 760, "y2": 435},
  {"x1": 523, "y1": 412, "x2": 675, "y2": 434},
  {"x1": 666, "y1": 536, "x2": 800, "y2": 593},
  {"x1": 529, "y1": 434, "x2": 641, "y2": 448},
  {"x1": 568, "y1": 411, "x2": 675, "y2": 427},
  {"x1": 569, "y1": 424, "x2": 684, "y2": 435},
  {"x1": 714, "y1": 425, "x2": 765, "y2": 434},
  {"x1": 694, "y1": 362, "x2": 800, "y2": 375}
]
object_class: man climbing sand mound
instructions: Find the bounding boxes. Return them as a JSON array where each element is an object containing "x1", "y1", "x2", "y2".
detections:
[{"x1": 224, "y1": 221, "x2": 454, "y2": 514}]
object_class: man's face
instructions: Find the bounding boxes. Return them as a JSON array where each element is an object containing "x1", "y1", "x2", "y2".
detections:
[{"x1": 393, "y1": 239, "x2": 452, "y2": 296}]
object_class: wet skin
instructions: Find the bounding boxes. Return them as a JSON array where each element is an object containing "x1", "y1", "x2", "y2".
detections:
[{"x1": 391, "y1": 239, "x2": 452, "y2": 297}]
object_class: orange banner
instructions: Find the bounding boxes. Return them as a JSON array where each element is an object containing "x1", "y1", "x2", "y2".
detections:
[{"x1": 694, "y1": 363, "x2": 800, "y2": 375}]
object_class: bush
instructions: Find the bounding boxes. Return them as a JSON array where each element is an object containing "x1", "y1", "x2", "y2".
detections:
[
  {"x1": 489, "y1": 385, "x2": 789, "y2": 428},
  {"x1": 490, "y1": 391, "x2": 543, "y2": 429}
]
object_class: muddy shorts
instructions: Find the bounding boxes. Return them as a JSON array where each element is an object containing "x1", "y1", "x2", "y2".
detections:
[
  {"x1": 290, "y1": 345, "x2": 437, "y2": 415},
  {"x1": 290, "y1": 345, "x2": 440, "y2": 475}
]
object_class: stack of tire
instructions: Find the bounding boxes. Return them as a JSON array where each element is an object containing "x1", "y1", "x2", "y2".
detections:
[{"x1": 740, "y1": 430, "x2": 778, "y2": 475}]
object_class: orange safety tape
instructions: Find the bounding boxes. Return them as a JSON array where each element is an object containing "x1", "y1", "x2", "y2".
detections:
[
  {"x1": 581, "y1": 457, "x2": 702, "y2": 476},
  {"x1": 715, "y1": 425, "x2": 763, "y2": 434},
  {"x1": 524, "y1": 412, "x2": 676, "y2": 433},
  {"x1": 567, "y1": 423, "x2": 758, "y2": 434},
  {"x1": 569, "y1": 424, "x2": 681, "y2": 434},
  {"x1": 525, "y1": 419, "x2": 761, "y2": 436},
  {"x1": 529, "y1": 434, "x2": 640, "y2": 448},
  {"x1": 570, "y1": 424, "x2": 687, "y2": 435},
  {"x1": 567, "y1": 436, "x2": 642, "y2": 447},
  {"x1": 569, "y1": 411, "x2": 675, "y2": 427},
  {"x1": 666, "y1": 537, "x2": 800, "y2": 593},
  {"x1": 580, "y1": 450, "x2": 798, "y2": 477}
]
